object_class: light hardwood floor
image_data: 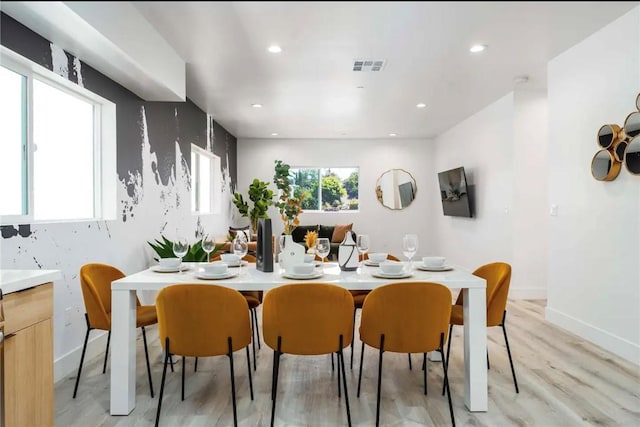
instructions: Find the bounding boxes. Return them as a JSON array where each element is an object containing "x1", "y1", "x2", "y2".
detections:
[{"x1": 55, "y1": 300, "x2": 640, "y2": 426}]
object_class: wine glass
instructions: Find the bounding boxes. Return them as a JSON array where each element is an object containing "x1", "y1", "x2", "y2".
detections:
[
  {"x1": 173, "y1": 236, "x2": 189, "y2": 271},
  {"x1": 402, "y1": 234, "x2": 419, "y2": 270},
  {"x1": 356, "y1": 234, "x2": 370, "y2": 267},
  {"x1": 316, "y1": 238, "x2": 330, "y2": 263},
  {"x1": 201, "y1": 234, "x2": 215, "y2": 263},
  {"x1": 232, "y1": 234, "x2": 248, "y2": 275},
  {"x1": 278, "y1": 234, "x2": 286, "y2": 263}
]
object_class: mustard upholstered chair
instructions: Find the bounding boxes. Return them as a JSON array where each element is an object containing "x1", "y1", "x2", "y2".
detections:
[
  {"x1": 154, "y1": 284, "x2": 253, "y2": 427},
  {"x1": 445, "y1": 262, "x2": 518, "y2": 393},
  {"x1": 73, "y1": 263, "x2": 156, "y2": 398},
  {"x1": 357, "y1": 282, "x2": 455, "y2": 427},
  {"x1": 349, "y1": 253, "x2": 401, "y2": 369},
  {"x1": 210, "y1": 252, "x2": 262, "y2": 370},
  {"x1": 262, "y1": 283, "x2": 355, "y2": 427}
]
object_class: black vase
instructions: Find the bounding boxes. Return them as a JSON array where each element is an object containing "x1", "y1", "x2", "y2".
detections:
[{"x1": 256, "y1": 218, "x2": 274, "y2": 272}]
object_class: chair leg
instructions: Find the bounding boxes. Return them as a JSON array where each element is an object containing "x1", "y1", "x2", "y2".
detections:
[
  {"x1": 181, "y1": 356, "x2": 186, "y2": 401},
  {"x1": 155, "y1": 338, "x2": 170, "y2": 427},
  {"x1": 487, "y1": 351, "x2": 490, "y2": 370},
  {"x1": 169, "y1": 353, "x2": 174, "y2": 372},
  {"x1": 270, "y1": 336, "x2": 282, "y2": 427},
  {"x1": 195, "y1": 357, "x2": 198, "y2": 372},
  {"x1": 337, "y1": 349, "x2": 342, "y2": 398},
  {"x1": 102, "y1": 331, "x2": 111, "y2": 374},
  {"x1": 331, "y1": 352, "x2": 335, "y2": 371},
  {"x1": 227, "y1": 337, "x2": 238, "y2": 427},
  {"x1": 443, "y1": 324, "x2": 453, "y2": 396},
  {"x1": 338, "y1": 335, "x2": 352, "y2": 427},
  {"x1": 375, "y1": 334, "x2": 385, "y2": 427},
  {"x1": 142, "y1": 326, "x2": 155, "y2": 398},
  {"x1": 350, "y1": 308, "x2": 356, "y2": 369},
  {"x1": 408, "y1": 353, "x2": 412, "y2": 370},
  {"x1": 502, "y1": 311, "x2": 519, "y2": 393},
  {"x1": 357, "y1": 342, "x2": 365, "y2": 398},
  {"x1": 246, "y1": 346, "x2": 254, "y2": 400},
  {"x1": 72, "y1": 319, "x2": 91, "y2": 399},
  {"x1": 253, "y1": 308, "x2": 262, "y2": 350},
  {"x1": 440, "y1": 333, "x2": 456, "y2": 427},
  {"x1": 423, "y1": 353, "x2": 427, "y2": 395},
  {"x1": 251, "y1": 313, "x2": 257, "y2": 371}
]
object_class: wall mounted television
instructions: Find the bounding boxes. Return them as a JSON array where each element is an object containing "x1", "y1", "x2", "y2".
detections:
[{"x1": 437, "y1": 166, "x2": 473, "y2": 217}]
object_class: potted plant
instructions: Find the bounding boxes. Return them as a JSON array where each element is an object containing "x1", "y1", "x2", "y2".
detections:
[
  {"x1": 273, "y1": 160, "x2": 305, "y2": 235},
  {"x1": 232, "y1": 178, "x2": 274, "y2": 236},
  {"x1": 148, "y1": 235, "x2": 224, "y2": 262}
]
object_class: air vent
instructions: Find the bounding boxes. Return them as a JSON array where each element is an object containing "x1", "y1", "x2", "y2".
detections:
[{"x1": 353, "y1": 59, "x2": 386, "y2": 72}]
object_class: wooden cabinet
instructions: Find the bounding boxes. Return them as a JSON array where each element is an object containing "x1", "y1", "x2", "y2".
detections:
[{"x1": 2, "y1": 283, "x2": 54, "y2": 427}]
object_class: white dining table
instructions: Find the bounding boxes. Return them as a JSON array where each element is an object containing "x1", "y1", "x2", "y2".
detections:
[{"x1": 110, "y1": 262, "x2": 487, "y2": 415}]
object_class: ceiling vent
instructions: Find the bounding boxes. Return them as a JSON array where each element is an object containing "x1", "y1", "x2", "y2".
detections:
[{"x1": 352, "y1": 59, "x2": 385, "y2": 72}]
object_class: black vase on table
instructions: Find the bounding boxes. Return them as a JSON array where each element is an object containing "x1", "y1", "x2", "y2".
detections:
[{"x1": 256, "y1": 218, "x2": 274, "y2": 272}]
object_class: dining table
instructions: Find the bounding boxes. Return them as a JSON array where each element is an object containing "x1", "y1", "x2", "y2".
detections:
[{"x1": 110, "y1": 261, "x2": 487, "y2": 415}]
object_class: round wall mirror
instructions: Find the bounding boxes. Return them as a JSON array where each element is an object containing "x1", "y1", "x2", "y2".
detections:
[
  {"x1": 597, "y1": 124, "x2": 620, "y2": 149},
  {"x1": 591, "y1": 149, "x2": 621, "y2": 181},
  {"x1": 636, "y1": 93, "x2": 640, "y2": 111},
  {"x1": 625, "y1": 136, "x2": 640, "y2": 175},
  {"x1": 624, "y1": 112, "x2": 640, "y2": 139},
  {"x1": 375, "y1": 169, "x2": 417, "y2": 210}
]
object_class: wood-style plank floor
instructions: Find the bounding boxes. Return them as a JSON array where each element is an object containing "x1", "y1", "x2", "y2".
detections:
[{"x1": 55, "y1": 300, "x2": 640, "y2": 426}]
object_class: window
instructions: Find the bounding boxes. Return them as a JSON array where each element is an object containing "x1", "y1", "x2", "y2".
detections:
[
  {"x1": 0, "y1": 51, "x2": 115, "y2": 223},
  {"x1": 191, "y1": 145, "x2": 221, "y2": 214},
  {"x1": 290, "y1": 167, "x2": 359, "y2": 211}
]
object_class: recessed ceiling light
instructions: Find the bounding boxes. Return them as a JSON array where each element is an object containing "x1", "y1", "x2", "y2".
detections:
[
  {"x1": 416, "y1": 103, "x2": 427, "y2": 108},
  {"x1": 251, "y1": 103, "x2": 263, "y2": 108},
  {"x1": 389, "y1": 133, "x2": 397, "y2": 137},
  {"x1": 513, "y1": 75, "x2": 529, "y2": 85},
  {"x1": 271, "y1": 132, "x2": 279, "y2": 136},
  {"x1": 469, "y1": 44, "x2": 487, "y2": 53},
  {"x1": 356, "y1": 86, "x2": 364, "y2": 89},
  {"x1": 267, "y1": 45, "x2": 282, "y2": 53}
]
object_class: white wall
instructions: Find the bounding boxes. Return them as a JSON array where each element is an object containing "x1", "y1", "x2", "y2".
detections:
[
  {"x1": 237, "y1": 138, "x2": 435, "y2": 258},
  {"x1": 546, "y1": 7, "x2": 640, "y2": 364}
]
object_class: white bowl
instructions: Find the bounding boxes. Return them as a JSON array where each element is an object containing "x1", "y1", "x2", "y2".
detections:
[
  {"x1": 422, "y1": 256, "x2": 445, "y2": 268},
  {"x1": 304, "y1": 254, "x2": 315, "y2": 263},
  {"x1": 159, "y1": 257, "x2": 181, "y2": 268},
  {"x1": 292, "y1": 263, "x2": 315, "y2": 275},
  {"x1": 368, "y1": 253, "x2": 388, "y2": 263},
  {"x1": 379, "y1": 261, "x2": 404, "y2": 275},
  {"x1": 204, "y1": 261, "x2": 228, "y2": 275},
  {"x1": 221, "y1": 253, "x2": 241, "y2": 264}
]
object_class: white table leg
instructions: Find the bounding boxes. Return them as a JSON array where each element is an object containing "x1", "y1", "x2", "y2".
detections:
[
  {"x1": 110, "y1": 288, "x2": 137, "y2": 415},
  {"x1": 463, "y1": 287, "x2": 488, "y2": 411}
]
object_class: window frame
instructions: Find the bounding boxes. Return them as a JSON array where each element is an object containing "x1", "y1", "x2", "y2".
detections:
[
  {"x1": 190, "y1": 144, "x2": 221, "y2": 215},
  {"x1": 290, "y1": 166, "x2": 360, "y2": 213},
  {"x1": 0, "y1": 47, "x2": 116, "y2": 224}
]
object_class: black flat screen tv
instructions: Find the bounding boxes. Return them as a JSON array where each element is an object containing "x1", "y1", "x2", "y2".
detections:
[{"x1": 437, "y1": 166, "x2": 472, "y2": 217}]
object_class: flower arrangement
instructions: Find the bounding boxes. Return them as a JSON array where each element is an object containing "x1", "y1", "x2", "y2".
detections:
[
  {"x1": 304, "y1": 230, "x2": 318, "y2": 253},
  {"x1": 273, "y1": 160, "x2": 305, "y2": 235}
]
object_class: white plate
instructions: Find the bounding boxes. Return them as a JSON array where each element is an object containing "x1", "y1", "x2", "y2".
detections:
[
  {"x1": 151, "y1": 265, "x2": 189, "y2": 273},
  {"x1": 281, "y1": 271, "x2": 324, "y2": 280},
  {"x1": 372, "y1": 271, "x2": 413, "y2": 279},
  {"x1": 363, "y1": 260, "x2": 381, "y2": 267},
  {"x1": 224, "y1": 260, "x2": 249, "y2": 268},
  {"x1": 194, "y1": 271, "x2": 239, "y2": 280},
  {"x1": 416, "y1": 265, "x2": 454, "y2": 272}
]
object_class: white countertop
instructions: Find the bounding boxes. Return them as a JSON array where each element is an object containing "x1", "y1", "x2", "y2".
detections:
[{"x1": 0, "y1": 269, "x2": 61, "y2": 295}]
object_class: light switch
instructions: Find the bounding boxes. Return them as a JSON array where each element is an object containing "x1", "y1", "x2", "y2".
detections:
[{"x1": 550, "y1": 204, "x2": 558, "y2": 216}]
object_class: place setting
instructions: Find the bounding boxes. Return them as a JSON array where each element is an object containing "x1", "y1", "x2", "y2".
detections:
[
  {"x1": 150, "y1": 257, "x2": 190, "y2": 273},
  {"x1": 363, "y1": 252, "x2": 388, "y2": 267},
  {"x1": 415, "y1": 256, "x2": 454, "y2": 272},
  {"x1": 281, "y1": 262, "x2": 323, "y2": 280},
  {"x1": 219, "y1": 253, "x2": 249, "y2": 267},
  {"x1": 193, "y1": 261, "x2": 239, "y2": 280},
  {"x1": 371, "y1": 260, "x2": 413, "y2": 279}
]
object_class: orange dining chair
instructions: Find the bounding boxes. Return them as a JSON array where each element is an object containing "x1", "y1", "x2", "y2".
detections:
[
  {"x1": 444, "y1": 262, "x2": 518, "y2": 393},
  {"x1": 349, "y1": 253, "x2": 400, "y2": 369},
  {"x1": 210, "y1": 252, "x2": 262, "y2": 370},
  {"x1": 154, "y1": 284, "x2": 253, "y2": 427},
  {"x1": 358, "y1": 282, "x2": 455, "y2": 427},
  {"x1": 73, "y1": 263, "x2": 156, "y2": 398},
  {"x1": 262, "y1": 283, "x2": 355, "y2": 427}
]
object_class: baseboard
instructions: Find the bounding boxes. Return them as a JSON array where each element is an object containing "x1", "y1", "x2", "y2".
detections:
[
  {"x1": 546, "y1": 306, "x2": 640, "y2": 366},
  {"x1": 54, "y1": 330, "x2": 109, "y2": 384},
  {"x1": 509, "y1": 287, "x2": 547, "y2": 299}
]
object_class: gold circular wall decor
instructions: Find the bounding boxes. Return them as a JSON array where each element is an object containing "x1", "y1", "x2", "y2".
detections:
[
  {"x1": 591, "y1": 149, "x2": 621, "y2": 181},
  {"x1": 597, "y1": 124, "x2": 621, "y2": 149},
  {"x1": 623, "y1": 111, "x2": 640, "y2": 139},
  {"x1": 624, "y1": 136, "x2": 640, "y2": 175},
  {"x1": 613, "y1": 139, "x2": 628, "y2": 162},
  {"x1": 636, "y1": 92, "x2": 640, "y2": 111}
]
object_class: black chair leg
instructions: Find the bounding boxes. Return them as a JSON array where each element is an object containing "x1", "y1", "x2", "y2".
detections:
[
  {"x1": 246, "y1": 346, "x2": 254, "y2": 400},
  {"x1": 227, "y1": 337, "x2": 238, "y2": 427},
  {"x1": 102, "y1": 331, "x2": 111, "y2": 374},
  {"x1": 331, "y1": 352, "x2": 335, "y2": 371},
  {"x1": 270, "y1": 336, "x2": 282, "y2": 427},
  {"x1": 253, "y1": 308, "x2": 262, "y2": 350},
  {"x1": 169, "y1": 353, "x2": 174, "y2": 372},
  {"x1": 443, "y1": 324, "x2": 453, "y2": 396},
  {"x1": 487, "y1": 351, "x2": 490, "y2": 370},
  {"x1": 375, "y1": 334, "x2": 385, "y2": 427},
  {"x1": 155, "y1": 338, "x2": 170, "y2": 427},
  {"x1": 440, "y1": 334, "x2": 455, "y2": 427},
  {"x1": 357, "y1": 342, "x2": 365, "y2": 397},
  {"x1": 72, "y1": 320, "x2": 91, "y2": 399},
  {"x1": 251, "y1": 312, "x2": 257, "y2": 371},
  {"x1": 338, "y1": 335, "x2": 352, "y2": 427},
  {"x1": 195, "y1": 357, "x2": 198, "y2": 372},
  {"x1": 408, "y1": 353, "x2": 412, "y2": 370},
  {"x1": 502, "y1": 311, "x2": 519, "y2": 393},
  {"x1": 423, "y1": 353, "x2": 427, "y2": 395},
  {"x1": 142, "y1": 326, "x2": 154, "y2": 398},
  {"x1": 337, "y1": 350, "x2": 342, "y2": 398},
  {"x1": 350, "y1": 308, "x2": 356, "y2": 369},
  {"x1": 181, "y1": 356, "x2": 186, "y2": 401}
]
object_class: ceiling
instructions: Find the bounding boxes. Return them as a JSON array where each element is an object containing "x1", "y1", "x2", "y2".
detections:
[{"x1": 133, "y1": 1, "x2": 638, "y2": 140}]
